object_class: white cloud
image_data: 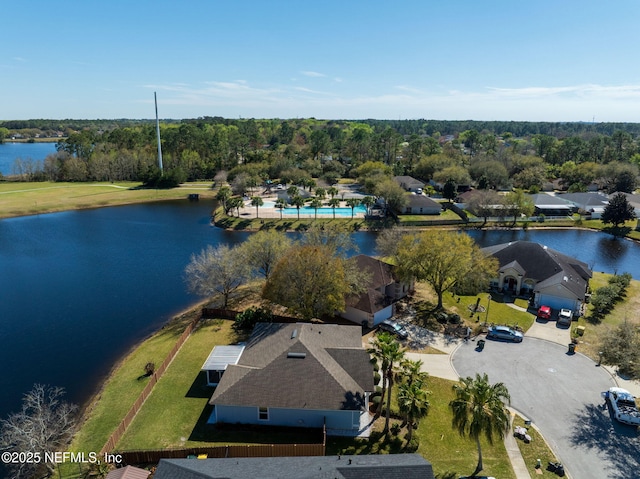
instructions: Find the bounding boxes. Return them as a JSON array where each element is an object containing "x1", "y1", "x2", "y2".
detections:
[{"x1": 300, "y1": 71, "x2": 326, "y2": 78}]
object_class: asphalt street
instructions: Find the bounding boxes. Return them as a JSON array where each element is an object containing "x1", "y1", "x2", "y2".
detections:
[{"x1": 452, "y1": 337, "x2": 640, "y2": 479}]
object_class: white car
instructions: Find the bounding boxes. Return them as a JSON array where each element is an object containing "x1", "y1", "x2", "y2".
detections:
[
  {"x1": 557, "y1": 308, "x2": 572, "y2": 326},
  {"x1": 602, "y1": 387, "x2": 640, "y2": 426}
]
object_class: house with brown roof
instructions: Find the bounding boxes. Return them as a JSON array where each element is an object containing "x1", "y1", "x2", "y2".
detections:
[
  {"x1": 208, "y1": 322, "x2": 374, "y2": 436},
  {"x1": 340, "y1": 255, "x2": 412, "y2": 328},
  {"x1": 482, "y1": 241, "x2": 592, "y2": 313}
]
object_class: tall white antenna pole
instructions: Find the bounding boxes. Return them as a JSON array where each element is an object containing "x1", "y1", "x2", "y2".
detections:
[{"x1": 154, "y1": 92, "x2": 163, "y2": 173}]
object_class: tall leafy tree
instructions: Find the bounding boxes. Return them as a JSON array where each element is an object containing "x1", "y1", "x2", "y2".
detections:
[
  {"x1": 396, "y1": 231, "x2": 497, "y2": 309},
  {"x1": 184, "y1": 244, "x2": 249, "y2": 308},
  {"x1": 238, "y1": 230, "x2": 291, "y2": 280},
  {"x1": 449, "y1": 373, "x2": 511, "y2": 478},
  {"x1": 601, "y1": 192, "x2": 636, "y2": 229},
  {"x1": 503, "y1": 189, "x2": 534, "y2": 226},
  {"x1": 262, "y1": 245, "x2": 352, "y2": 320}
]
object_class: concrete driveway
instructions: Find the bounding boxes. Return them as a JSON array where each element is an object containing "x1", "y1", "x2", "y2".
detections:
[{"x1": 452, "y1": 337, "x2": 640, "y2": 479}]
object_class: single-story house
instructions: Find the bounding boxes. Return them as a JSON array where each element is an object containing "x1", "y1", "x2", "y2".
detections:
[
  {"x1": 340, "y1": 255, "x2": 413, "y2": 328},
  {"x1": 154, "y1": 454, "x2": 435, "y2": 479},
  {"x1": 401, "y1": 194, "x2": 442, "y2": 215},
  {"x1": 482, "y1": 241, "x2": 592, "y2": 313},
  {"x1": 555, "y1": 192, "x2": 609, "y2": 219},
  {"x1": 394, "y1": 175, "x2": 425, "y2": 193},
  {"x1": 528, "y1": 193, "x2": 573, "y2": 217},
  {"x1": 208, "y1": 322, "x2": 374, "y2": 436}
]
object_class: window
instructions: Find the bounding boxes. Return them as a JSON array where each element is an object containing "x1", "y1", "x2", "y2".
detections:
[{"x1": 258, "y1": 407, "x2": 269, "y2": 421}]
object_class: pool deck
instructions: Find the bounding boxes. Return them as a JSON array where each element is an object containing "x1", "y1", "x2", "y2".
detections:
[{"x1": 235, "y1": 193, "x2": 368, "y2": 219}]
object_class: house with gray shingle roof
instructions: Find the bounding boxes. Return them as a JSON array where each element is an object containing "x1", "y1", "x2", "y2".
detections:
[
  {"x1": 394, "y1": 175, "x2": 425, "y2": 193},
  {"x1": 154, "y1": 454, "x2": 435, "y2": 479},
  {"x1": 400, "y1": 194, "x2": 442, "y2": 215},
  {"x1": 482, "y1": 241, "x2": 592, "y2": 313},
  {"x1": 528, "y1": 193, "x2": 573, "y2": 217},
  {"x1": 340, "y1": 255, "x2": 412, "y2": 328},
  {"x1": 556, "y1": 192, "x2": 609, "y2": 219},
  {"x1": 208, "y1": 322, "x2": 374, "y2": 436}
]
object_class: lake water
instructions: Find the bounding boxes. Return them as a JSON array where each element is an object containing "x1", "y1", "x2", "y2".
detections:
[
  {"x1": 1, "y1": 202, "x2": 639, "y2": 422},
  {"x1": 0, "y1": 142, "x2": 58, "y2": 175}
]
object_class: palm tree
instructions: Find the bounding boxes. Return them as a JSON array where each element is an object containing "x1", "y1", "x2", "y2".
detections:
[
  {"x1": 286, "y1": 185, "x2": 299, "y2": 199},
  {"x1": 449, "y1": 373, "x2": 511, "y2": 478},
  {"x1": 368, "y1": 331, "x2": 405, "y2": 433},
  {"x1": 315, "y1": 187, "x2": 327, "y2": 201},
  {"x1": 229, "y1": 196, "x2": 244, "y2": 217},
  {"x1": 290, "y1": 194, "x2": 305, "y2": 220},
  {"x1": 401, "y1": 358, "x2": 429, "y2": 388},
  {"x1": 327, "y1": 186, "x2": 339, "y2": 199},
  {"x1": 345, "y1": 198, "x2": 360, "y2": 218},
  {"x1": 328, "y1": 197, "x2": 340, "y2": 219},
  {"x1": 216, "y1": 185, "x2": 232, "y2": 214},
  {"x1": 398, "y1": 381, "x2": 430, "y2": 443},
  {"x1": 250, "y1": 196, "x2": 264, "y2": 219},
  {"x1": 309, "y1": 197, "x2": 323, "y2": 219},
  {"x1": 361, "y1": 195, "x2": 375, "y2": 216},
  {"x1": 274, "y1": 197, "x2": 287, "y2": 219}
]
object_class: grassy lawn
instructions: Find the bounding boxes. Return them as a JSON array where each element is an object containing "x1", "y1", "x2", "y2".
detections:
[
  {"x1": 70, "y1": 308, "x2": 208, "y2": 453},
  {"x1": 512, "y1": 415, "x2": 560, "y2": 478},
  {"x1": 410, "y1": 284, "x2": 535, "y2": 334},
  {"x1": 327, "y1": 376, "x2": 516, "y2": 479},
  {"x1": 573, "y1": 272, "x2": 640, "y2": 360},
  {"x1": 0, "y1": 181, "x2": 216, "y2": 219}
]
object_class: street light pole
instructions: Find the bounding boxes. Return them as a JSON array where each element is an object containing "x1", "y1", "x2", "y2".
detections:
[{"x1": 486, "y1": 294, "x2": 491, "y2": 324}]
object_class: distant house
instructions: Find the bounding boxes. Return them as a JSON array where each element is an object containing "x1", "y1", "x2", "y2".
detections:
[
  {"x1": 154, "y1": 454, "x2": 435, "y2": 479},
  {"x1": 340, "y1": 255, "x2": 413, "y2": 328},
  {"x1": 208, "y1": 322, "x2": 374, "y2": 436},
  {"x1": 482, "y1": 241, "x2": 592, "y2": 313},
  {"x1": 401, "y1": 194, "x2": 442, "y2": 215},
  {"x1": 394, "y1": 175, "x2": 425, "y2": 193},
  {"x1": 556, "y1": 192, "x2": 609, "y2": 219},
  {"x1": 528, "y1": 193, "x2": 573, "y2": 217}
]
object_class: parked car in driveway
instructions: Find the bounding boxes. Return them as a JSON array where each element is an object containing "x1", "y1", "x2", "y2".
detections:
[
  {"x1": 537, "y1": 305, "x2": 552, "y2": 319},
  {"x1": 378, "y1": 319, "x2": 409, "y2": 339},
  {"x1": 558, "y1": 308, "x2": 573, "y2": 326},
  {"x1": 486, "y1": 325, "x2": 523, "y2": 342}
]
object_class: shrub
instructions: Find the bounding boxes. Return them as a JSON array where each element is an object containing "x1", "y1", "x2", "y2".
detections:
[
  {"x1": 233, "y1": 306, "x2": 274, "y2": 332},
  {"x1": 373, "y1": 372, "x2": 381, "y2": 385},
  {"x1": 144, "y1": 362, "x2": 155, "y2": 376}
]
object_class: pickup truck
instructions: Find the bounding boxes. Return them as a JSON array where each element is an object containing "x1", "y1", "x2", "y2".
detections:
[{"x1": 602, "y1": 387, "x2": 640, "y2": 426}]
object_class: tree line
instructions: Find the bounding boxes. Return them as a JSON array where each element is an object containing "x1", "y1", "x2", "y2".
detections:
[{"x1": 2, "y1": 117, "x2": 639, "y2": 194}]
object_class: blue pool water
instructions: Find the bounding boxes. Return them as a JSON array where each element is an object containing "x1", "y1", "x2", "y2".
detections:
[{"x1": 281, "y1": 205, "x2": 367, "y2": 216}]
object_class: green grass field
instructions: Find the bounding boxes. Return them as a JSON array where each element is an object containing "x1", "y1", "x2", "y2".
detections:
[{"x1": 0, "y1": 181, "x2": 216, "y2": 219}]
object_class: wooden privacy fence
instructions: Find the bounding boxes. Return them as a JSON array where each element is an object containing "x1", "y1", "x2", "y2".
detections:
[
  {"x1": 100, "y1": 316, "x2": 201, "y2": 455},
  {"x1": 118, "y1": 442, "x2": 325, "y2": 465}
]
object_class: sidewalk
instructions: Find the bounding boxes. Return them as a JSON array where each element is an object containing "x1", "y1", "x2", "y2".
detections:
[{"x1": 396, "y1": 321, "x2": 533, "y2": 479}]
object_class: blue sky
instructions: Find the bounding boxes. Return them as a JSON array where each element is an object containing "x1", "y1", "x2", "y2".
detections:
[{"x1": 2, "y1": 0, "x2": 640, "y2": 121}]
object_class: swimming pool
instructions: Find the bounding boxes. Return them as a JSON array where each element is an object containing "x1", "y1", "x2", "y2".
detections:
[{"x1": 261, "y1": 201, "x2": 367, "y2": 217}]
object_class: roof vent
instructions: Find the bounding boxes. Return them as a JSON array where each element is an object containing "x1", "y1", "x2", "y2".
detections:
[
  {"x1": 291, "y1": 329, "x2": 298, "y2": 339},
  {"x1": 287, "y1": 352, "x2": 306, "y2": 359}
]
